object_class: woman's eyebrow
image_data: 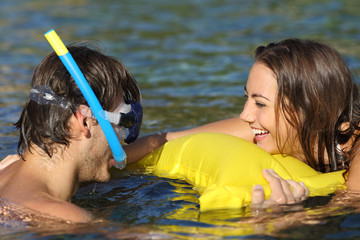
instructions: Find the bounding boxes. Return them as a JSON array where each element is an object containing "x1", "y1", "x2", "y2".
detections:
[
  {"x1": 253, "y1": 93, "x2": 270, "y2": 101},
  {"x1": 244, "y1": 86, "x2": 270, "y2": 101}
]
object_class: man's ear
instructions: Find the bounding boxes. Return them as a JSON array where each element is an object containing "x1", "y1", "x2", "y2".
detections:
[{"x1": 74, "y1": 105, "x2": 91, "y2": 138}]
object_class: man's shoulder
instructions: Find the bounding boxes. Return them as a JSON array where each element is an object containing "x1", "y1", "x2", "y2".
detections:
[{"x1": 29, "y1": 197, "x2": 93, "y2": 223}]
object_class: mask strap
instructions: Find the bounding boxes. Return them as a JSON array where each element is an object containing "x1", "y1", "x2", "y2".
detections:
[{"x1": 29, "y1": 85, "x2": 71, "y2": 109}]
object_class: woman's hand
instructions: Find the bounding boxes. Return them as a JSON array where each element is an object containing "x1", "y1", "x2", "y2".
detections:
[
  {"x1": 0, "y1": 154, "x2": 20, "y2": 171},
  {"x1": 251, "y1": 169, "x2": 309, "y2": 206},
  {"x1": 123, "y1": 133, "x2": 168, "y2": 164}
]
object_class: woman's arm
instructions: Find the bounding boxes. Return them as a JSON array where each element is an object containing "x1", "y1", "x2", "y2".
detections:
[
  {"x1": 124, "y1": 117, "x2": 254, "y2": 164},
  {"x1": 166, "y1": 116, "x2": 254, "y2": 141},
  {"x1": 123, "y1": 132, "x2": 168, "y2": 164},
  {"x1": 346, "y1": 153, "x2": 360, "y2": 191}
]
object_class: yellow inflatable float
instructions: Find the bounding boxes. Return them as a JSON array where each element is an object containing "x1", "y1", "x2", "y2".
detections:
[{"x1": 128, "y1": 132, "x2": 346, "y2": 212}]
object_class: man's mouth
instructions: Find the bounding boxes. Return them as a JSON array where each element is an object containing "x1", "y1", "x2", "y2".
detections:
[{"x1": 109, "y1": 158, "x2": 115, "y2": 168}]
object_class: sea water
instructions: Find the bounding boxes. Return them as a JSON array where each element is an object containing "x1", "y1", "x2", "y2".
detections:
[{"x1": 1, "y1": 0, "x2": 360, "y2": 238}]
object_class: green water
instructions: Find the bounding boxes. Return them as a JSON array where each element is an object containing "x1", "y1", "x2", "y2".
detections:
[{"x1": 1, "y1": 0, "x2": 360, "y2": 238}]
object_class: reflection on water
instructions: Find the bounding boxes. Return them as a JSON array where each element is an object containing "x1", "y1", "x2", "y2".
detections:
[{"x1": 1, "y1": 0, "x2": 360, "y2": 239}]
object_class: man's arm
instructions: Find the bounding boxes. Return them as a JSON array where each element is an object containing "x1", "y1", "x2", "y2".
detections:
[{"x1": 0, "y1": 154, "x2": 20, "y2": 171}]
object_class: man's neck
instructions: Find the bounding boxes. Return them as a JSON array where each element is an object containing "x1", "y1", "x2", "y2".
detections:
[{"x1": 21, "y1": 146, "x2": 80, "y2": 201}]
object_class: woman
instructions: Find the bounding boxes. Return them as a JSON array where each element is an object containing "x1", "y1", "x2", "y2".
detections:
[
  {"x1": 125, "y1": 39, "x2": 360, "y2": 202},
  {"x1": 241, "y1": 39, "x2": 360, "y2": 173}
]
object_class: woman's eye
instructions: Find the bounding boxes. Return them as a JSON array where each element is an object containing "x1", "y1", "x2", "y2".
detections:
[{"x1": 255, "y1": 101, "x2": 266, "y2": 107}]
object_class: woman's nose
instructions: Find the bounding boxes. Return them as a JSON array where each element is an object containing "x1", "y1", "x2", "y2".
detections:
[{"x1": 240, "y1": 102, "x2": 255, "y2": 123}]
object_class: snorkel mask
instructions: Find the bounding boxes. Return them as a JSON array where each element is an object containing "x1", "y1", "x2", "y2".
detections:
[
  {"x1": 29, "y1": 85, "x2": 143, "y2": 144},
  {"x1": 112, "y1": 100, "x2": 142, "y2": 144},
  {"x1": 79, "y1": 98, "x2": 142, "y2": 144}
]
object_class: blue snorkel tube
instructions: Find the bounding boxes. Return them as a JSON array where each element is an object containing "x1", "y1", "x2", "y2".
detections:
[{"x1": 44, "y1": 29, "x2": 127, "y2": 169}]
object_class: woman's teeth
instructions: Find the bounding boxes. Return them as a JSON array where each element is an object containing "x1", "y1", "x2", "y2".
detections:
[{"x1": 252, "y1": 128, "x2": 269, "y2": 136}]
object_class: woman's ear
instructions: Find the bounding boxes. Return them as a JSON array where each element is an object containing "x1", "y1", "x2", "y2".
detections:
[{"x1": 340, "y1": 122, "x2": 350, "y2": 131}]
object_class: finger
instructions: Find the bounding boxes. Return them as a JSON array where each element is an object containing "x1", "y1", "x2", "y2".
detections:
[
  {"x1": 279, "y1": 179, "x2": 295, "y2": 204},
  {"x1": 268, "y1": 169, "x2": 296, "y2": 204},
  {"x1": 251, "y1": 184, "x2": 265, "y2": 205},
  {"x1": 300, "y1": 182, "x2": 310, "y2": 199},
  {"x1": 286, "y1": 179, "x2": 306, "y2": 202},
  {"x1": 262, "y1": 169, "x2": 287, "y2": 204}
]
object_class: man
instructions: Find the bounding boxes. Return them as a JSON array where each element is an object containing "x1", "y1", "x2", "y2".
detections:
[{"x1": 0, "y1": 44, "x2": 141, "y2": 223}]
